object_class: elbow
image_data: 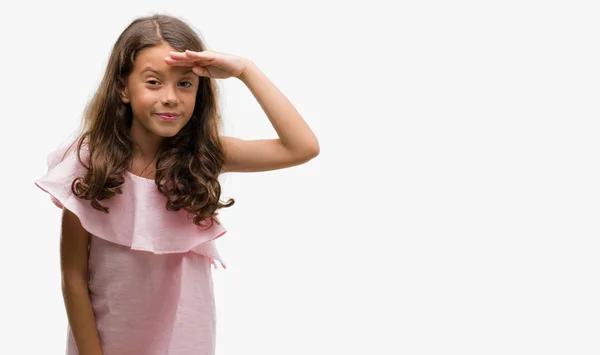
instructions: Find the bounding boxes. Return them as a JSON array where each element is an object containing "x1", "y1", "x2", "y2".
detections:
[
  {"x1": 300, "y1": 142, "x2": 320, "y2": 163},
  {"x1": 300, "y1": 143, "x2": 321, "y2": 163},
  {"x1": 284, "y1": 139, "x2": 320, "y2": 165},
  {"x1": 307, "y1": 138, "x2": 320, "y2": 159},
  {"x1": 311, "y1": 141, "x2": 320, "y2": 158}
]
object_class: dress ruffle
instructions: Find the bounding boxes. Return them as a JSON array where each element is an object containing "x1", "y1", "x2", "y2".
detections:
[{"x1": 35, "y1": 141, "x2": 228, "y2": 269}]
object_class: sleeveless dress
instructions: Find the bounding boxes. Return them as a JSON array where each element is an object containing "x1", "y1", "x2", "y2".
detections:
[{"x1": 35, "y1": 141, "x2": 228, "y2": 355}]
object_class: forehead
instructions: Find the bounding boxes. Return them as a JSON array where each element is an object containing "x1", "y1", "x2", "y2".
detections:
[{"x1": 133, "y1": 43, "x2": 190, "y2": 75}]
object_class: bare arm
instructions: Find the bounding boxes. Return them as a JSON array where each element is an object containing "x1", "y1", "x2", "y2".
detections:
[
  {"x1": 60, "y1": 208, "x2": 103, "y2": 355},
  {"x1": 221, "y1": 61, "x2": 319, "y2": 173}
]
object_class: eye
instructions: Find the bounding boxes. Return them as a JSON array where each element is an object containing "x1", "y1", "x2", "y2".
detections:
[
  {"x1": 178, "y1": 81, "x2": 193, "y2": 88},
  {"x1": 146, "y1": 79, "x2": 160, "y2": 86}
]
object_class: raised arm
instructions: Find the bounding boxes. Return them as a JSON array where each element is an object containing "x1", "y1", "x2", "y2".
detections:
[
  {"x1": 166, "y1": 50, "x2": 320, "y2": 173},
  {"x1": 221, "y1": 61, "x2": 320, "y2": 173}
]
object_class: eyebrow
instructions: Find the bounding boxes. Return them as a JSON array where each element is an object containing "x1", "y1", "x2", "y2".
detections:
[{"x1": 140, "y1": 67, "x2": 194, "y2": 76}]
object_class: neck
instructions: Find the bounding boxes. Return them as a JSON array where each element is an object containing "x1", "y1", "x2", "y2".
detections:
[
  {"x1": 130, "y1": 122, "x2": 164, "y2": 161},
  {"x1": 132, "y1": 140, "x2": 161, "y2": 161}
]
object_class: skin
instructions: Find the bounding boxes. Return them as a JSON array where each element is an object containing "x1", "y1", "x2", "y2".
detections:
[
  {"x1": 61, "y1": 209, "x2": 103, "y2": 355},
  {"x1": 62, "y1": 41, "x2": 320, "y2": 355},
  {"x1": 119, "y1": 43, "x2": 200, "y2": 175},
  {"x1": 120, "y1": 42, "x2": 320, "y2": 175}
]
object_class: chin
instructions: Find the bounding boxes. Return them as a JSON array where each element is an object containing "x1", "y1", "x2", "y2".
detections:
[{"x1": 156, "y1": 129, "x2": 182, "y2": 138}]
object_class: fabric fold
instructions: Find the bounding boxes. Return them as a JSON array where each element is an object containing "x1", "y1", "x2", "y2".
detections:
[{"x1": 35, "y1": 141, "x2": 227, "y2": 269}]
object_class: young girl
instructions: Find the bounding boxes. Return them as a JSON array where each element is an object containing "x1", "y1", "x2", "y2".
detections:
[{"x1": 35, "y1": 14, "x2": 319, "y2": 355}]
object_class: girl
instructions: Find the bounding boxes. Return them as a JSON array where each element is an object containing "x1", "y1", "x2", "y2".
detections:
[{"x1": 35, "y1": 14, "x2": 319, "y2": 355}]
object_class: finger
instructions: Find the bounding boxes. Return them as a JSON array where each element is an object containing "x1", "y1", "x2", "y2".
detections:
[
  {"x1": 169, "y1": 50, "x2": 210, "y2": 60},
  {"x1": 164, "y1": 57, "x2": 196, "y2": 67},
  {"x1": 168, "y1": 51, "x2": 187, "y2": 59},
  {"x1": 164, "y1": 57, "x2": 192, "y2": 65},
  {"x1": 192, "y1": 65, "x2": 210, "y2": 77},
  {"x1": 184, "y1": 50, "x2": 216, "y2": 60}
]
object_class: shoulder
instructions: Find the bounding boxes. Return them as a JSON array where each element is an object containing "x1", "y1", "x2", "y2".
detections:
[{"x1": 46, "y1": 136, "x2": 89, "y2": 170}]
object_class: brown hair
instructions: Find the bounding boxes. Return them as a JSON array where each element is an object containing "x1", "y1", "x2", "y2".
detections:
[{"x1": 70, "y1": 14, "x2": 234, "y2": 228}]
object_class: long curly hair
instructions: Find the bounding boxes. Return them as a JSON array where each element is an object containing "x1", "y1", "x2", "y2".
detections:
[{"x1": 69, "y1": 14, "x2": 234, "y2": 228}]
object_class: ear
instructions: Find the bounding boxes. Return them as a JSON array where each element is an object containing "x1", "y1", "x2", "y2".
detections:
[{"x1": 118, "y1": 78, "x2": 130, "y2": 104}]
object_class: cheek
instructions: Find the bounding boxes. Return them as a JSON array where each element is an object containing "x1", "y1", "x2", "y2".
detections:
[
  {"x1": 131, "y1": 90, "x2": 158, "y2": 108},
  {"x1": 183, "y1": 91, "x2": 198, "y2": 113},
  {"x1": 129, "y1": 91, "x2": 161, "y2": 118}
]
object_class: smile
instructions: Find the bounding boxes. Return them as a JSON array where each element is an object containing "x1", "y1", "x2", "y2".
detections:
[{"x1": 154, "y1": 113, "x2": 181, "y2": 121}]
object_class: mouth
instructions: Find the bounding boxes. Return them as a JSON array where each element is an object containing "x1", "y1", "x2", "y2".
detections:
[{"x1": 154, "y1": 113, "x2": 181, "y2": 121}]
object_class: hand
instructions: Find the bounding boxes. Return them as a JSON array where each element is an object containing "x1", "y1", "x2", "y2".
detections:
[{"x1": 165, "y1": 50, "x2": 251, "y2": 79}]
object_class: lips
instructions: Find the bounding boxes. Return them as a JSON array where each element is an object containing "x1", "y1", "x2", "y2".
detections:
[{"x1": 155, "y1": 113, "x2": 181, "y2": 121}]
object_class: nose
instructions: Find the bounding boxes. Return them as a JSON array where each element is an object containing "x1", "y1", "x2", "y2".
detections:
[{"x1": 161, "y1": 85, "x2": 179, "y2": 106}]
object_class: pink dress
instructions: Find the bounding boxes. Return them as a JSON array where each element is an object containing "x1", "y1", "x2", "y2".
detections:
[{"x1": 35, "y1": 141, "x2": 228, "y2": 355}]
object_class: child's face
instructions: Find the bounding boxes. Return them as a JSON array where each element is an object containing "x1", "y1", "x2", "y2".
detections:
[{"x1": 121, "y1": 42, "x2": 200, "y2": 142}]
